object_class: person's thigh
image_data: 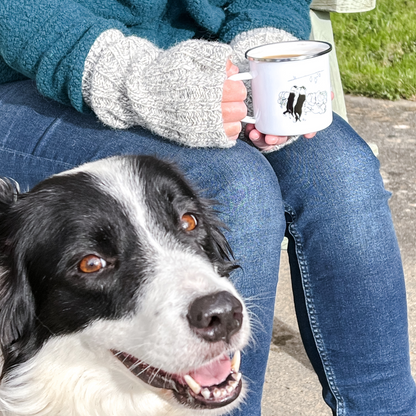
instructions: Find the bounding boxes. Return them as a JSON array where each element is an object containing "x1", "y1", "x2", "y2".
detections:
[
  {"x1": 266, "y1": 114, "x2": 416, "y2": 415},
  {"x1": 0, "y1": 80, "x2": 185, "y2": 188},
  {"x1": 0, "y1": 80, "x2": 285, "y2": 415}
]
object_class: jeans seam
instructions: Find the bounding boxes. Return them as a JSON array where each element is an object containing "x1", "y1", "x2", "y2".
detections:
[
  {"x1": 285, "y1": 204, "x2": 345, "y2": 416},
  {"x1": 0, "y1": 146, "x2": 75, "y2": 170}
]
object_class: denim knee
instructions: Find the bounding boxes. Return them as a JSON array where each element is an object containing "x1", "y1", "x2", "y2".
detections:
[
  {"x1": 266, "y1": 113, "x2": 388, "y2": 219},
  {"x1": 200, "y1": 143, "x2": 285, "y2": 227}
]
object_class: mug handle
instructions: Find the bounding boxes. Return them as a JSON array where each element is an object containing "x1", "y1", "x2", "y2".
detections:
[{"x1": 228, "y1": 72, "x2": 256, "y2": 124}]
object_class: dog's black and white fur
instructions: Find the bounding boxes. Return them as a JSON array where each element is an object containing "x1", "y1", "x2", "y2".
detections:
[{"x1": 0, "y1": 155, "x2": 250, "y2": 416}]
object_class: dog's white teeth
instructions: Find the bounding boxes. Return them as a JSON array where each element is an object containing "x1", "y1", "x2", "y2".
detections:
[
  {"x1": 231, "y1": 350, "x2": 241, "y2": 373},
  {"x1": 213, "y1": 388, "x2": 222, "y2": 399},
  {"x1": 184, "y1": 375, "x2": 202, "y2": 395},
  {"x1": 201, "y1": 388, "x2": 211, "y2": 400},
  {"x1": 194, "y1": 375, "x2": 242, "y2": 401},
  {"x1": 226, "y1": 384, "x2": 234, "y2": 394},
  {"x1": 231, "y1": 372, "x2": 242, "y2": 382},
  {"x1": 228, "y1": 380, "x2": 239, "y2": 389},
  {"x1": 185, "y1": 367, "x2": 242, "y2": 401}
]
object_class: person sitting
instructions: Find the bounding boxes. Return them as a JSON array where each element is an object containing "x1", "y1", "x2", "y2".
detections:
[{"x1": 0, "y1": 0, "x2": 415, "y2": 414}]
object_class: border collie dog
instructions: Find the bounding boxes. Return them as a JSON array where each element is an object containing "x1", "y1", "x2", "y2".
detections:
[{"x1": 0, "y1": 156, "x2": 250, "y2": 416}]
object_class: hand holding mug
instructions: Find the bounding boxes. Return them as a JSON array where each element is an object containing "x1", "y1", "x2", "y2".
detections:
[
  {"x1": 229, "y1": 40, "x2": 333, "y2": 147},
  {"x1": 245, "y1": 124, "x2": 317, "y2": 151},
  {"x1": 222, "y1": 60, "x2": 247, "y2": 141}
]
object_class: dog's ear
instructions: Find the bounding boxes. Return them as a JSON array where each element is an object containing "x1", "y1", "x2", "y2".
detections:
[
  {"x1": 0, "y1": 179, "x2": 36, "y2": 368},
  {"x1": 0, "y1": 260, "x2": 36, "y2": 378},
  {"x1": 208, "y1": 226, "x2": 239, "y2": 276},
  {"x1": 0, "y1": 177, "x2": 20, "y2": 212},
  {"x1": 202, "y1": 208, "x2": 239, "y2": 277},
  {"x1": 0, "y1": 262, "x2": 35, "y2": 351}
]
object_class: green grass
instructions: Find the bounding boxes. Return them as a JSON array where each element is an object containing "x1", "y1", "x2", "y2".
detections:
[{"x1": 331, "y1": 0, "x2": 416, "y2": 100}]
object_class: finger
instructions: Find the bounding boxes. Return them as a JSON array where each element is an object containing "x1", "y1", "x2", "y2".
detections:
[
  {"x1": 226, "y1": 59, "x2": 239, "y2": 77},
  {"x1": 249, "y1": 129, "x2": 267, "y2": 147},
  {"x1": 304, "y1": 132, "x2": 317, "y2": 139},
  {"x1": 248, "y1": 129, "x2": 277, "y2": 151},
  {"x1": 264, "y1": 135, "x2": 288, "y2": 145},
  {"x1": 224, "y1": 121, "x2": 242, "y2": 138},
  {"x1": 222, "y1": 101, "x2": 247, "y2": 123},
  {"x1": 245, "y1": 123, "x2": 256, "y2": 135},
  {"x1": 223, "y1": 79, "x2": 247, "y2": 102},
  {"x1": 331, "y1": 91, "x2": 334, "y2": 101},
  {"x1": 249, "y1": 128, "x2": 263, "y2": 142}
]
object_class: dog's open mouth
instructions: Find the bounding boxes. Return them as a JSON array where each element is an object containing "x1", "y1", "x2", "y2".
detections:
[{"x1": 112, "y1": 349, "x2": 242, "y2": 409}]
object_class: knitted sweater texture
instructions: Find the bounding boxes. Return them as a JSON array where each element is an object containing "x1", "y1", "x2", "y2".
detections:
[{"x1": 0, "y1": 0, "x2": 312, "y2": 112}]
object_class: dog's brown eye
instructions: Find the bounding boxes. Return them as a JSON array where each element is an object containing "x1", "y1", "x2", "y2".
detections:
[
  {"x1": 79, "y1": 255, "x2": 106, "y2": 273},
  {"x1": 181, "y1": 213, "x2": 197, "y2": 231}
]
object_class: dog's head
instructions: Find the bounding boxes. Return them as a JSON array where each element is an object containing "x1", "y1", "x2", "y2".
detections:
[{"x1": 0, "y1": 156, "x2": 250, "y2": 415}]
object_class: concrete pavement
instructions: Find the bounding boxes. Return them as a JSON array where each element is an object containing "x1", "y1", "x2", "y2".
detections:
[{"x1": 261, "y1": 95, "x2": 416, "y2": 415}]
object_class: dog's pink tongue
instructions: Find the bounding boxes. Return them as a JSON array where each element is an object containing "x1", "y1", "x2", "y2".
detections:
[{"x1": 189, "y1": 355, "x2": 231, "y2": 387}]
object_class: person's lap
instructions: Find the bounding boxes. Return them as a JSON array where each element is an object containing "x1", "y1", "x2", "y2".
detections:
[
  {"x1": 1, "y1": 80, "x2": 415, "y2": 415},
  {"x1": 0, "y1": 80, "x2": 285, "y2": 415}
]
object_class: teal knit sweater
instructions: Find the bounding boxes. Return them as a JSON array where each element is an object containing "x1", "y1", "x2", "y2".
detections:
[{"x1": 0, "y1": 0, "x2": 311, "y2": 112}]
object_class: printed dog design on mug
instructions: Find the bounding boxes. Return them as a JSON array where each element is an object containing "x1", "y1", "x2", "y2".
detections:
[{"x1": 279, "y1": 87, "x2": 328, "y2": 123}]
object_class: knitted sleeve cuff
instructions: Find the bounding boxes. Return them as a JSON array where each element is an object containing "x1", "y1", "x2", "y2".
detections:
[
  {"x1": 82, "y1": 29, "x2": 235, "y2": 148},
  {"x1": 82, "y1": 29, "x2": 161, "y2": 129}
]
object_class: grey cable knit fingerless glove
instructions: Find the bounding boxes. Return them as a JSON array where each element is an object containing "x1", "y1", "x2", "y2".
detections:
[
  {"x1": 230, "y1": 27, "x2": 297, "y2": 73},
  {"x1": 230, "y1": 28, "x2": 301, "y2": 153},
  {"x1": 82, "y1": 29, "x2": 234, "y2": 148}
]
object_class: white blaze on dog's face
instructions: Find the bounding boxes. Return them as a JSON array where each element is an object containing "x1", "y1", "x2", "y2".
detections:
[{"x1": 0, "y1": 156, "x2": 250, "y2": 416}]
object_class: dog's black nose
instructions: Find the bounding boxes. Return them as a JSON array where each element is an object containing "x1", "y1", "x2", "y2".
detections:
[{"x1": 187, "y1": 291, "x2": 243, "y2": 343}]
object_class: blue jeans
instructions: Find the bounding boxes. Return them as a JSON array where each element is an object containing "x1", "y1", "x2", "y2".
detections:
[{"x1": 1, "y1": 80, "x2": 415, "y2": 415}]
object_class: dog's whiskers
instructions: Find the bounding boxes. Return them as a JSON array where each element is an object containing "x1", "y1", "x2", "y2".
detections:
[
  {"x1": 244, "y1": 293, "x2": 277, "y2": 303},
  {"x1": 148, "y1": 367, "x2": 162, "y2": 385},
  {"x1": 136, "y1": 364, "x2": 154, "y2": 378},
  {"x1": 129, "y1": 359, "x2": 147, "y2": 372}
]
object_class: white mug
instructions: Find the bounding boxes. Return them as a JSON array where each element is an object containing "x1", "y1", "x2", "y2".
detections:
[{"x1": 230, "y1": 41, "x2": 333, "y2": 136}]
